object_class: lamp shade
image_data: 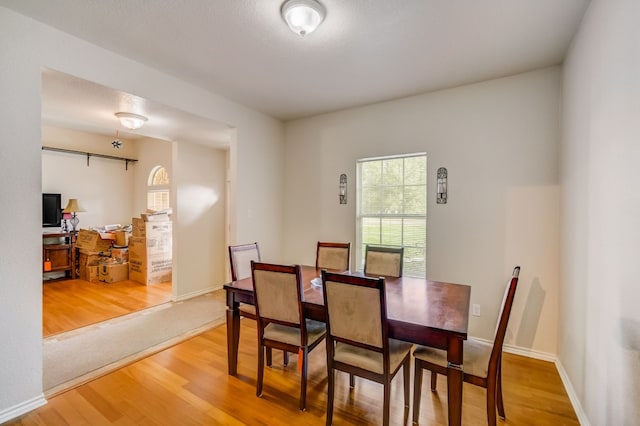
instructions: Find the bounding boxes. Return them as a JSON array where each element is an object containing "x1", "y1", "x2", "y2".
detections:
[
  {"x1": 115, "y1": 112, "x2": 148, "y2": 130},
  {"x1": 281, "y1": 0, "x2": 325, "y2": 36},
  {"x1": 63, "y1": 198, "x2": 86, "y2": 213}
]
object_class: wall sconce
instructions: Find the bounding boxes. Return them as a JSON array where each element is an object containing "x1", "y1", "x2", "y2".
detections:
[
  {"x1": 437, "y1": 167, "x2": 447, "y2": 204},
  {"x1": 339, "y1": 173, "x2": 347, "y2": 204}
]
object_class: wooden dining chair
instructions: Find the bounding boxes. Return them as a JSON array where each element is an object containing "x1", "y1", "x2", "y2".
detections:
[
  {"x1": 228, "y1": 242, "x2": 288, "y2": 365},
  {"x1": 412, "y1": 266, "x2": 521, "y2": 426},
  {"x1": 321, "y1": 270, "x2": 413, "y2": 426},
  {"x1": 251, "y1": 261, "x2": 327, "y2": 411},
  {"x1": 364, "y1": 245, "x2": 404, "y2": 277},
  {"x1": 315, "y1": 241, "x2": 351, "y2": 271},
  {"x1": 228, "y1": 242, "x2": 262, "y2": 321}
]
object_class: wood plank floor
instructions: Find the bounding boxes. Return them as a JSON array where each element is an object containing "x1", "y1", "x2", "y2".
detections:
[
  {"x1": 43, "y1": 278, "x2": 173, "y2": 337},
  {"x1": 14, "y1": 316, "x2": 579, "y2": 425}
]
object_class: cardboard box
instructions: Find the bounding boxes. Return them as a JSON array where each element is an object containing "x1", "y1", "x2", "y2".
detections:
[
  {"x1": 99, "y1": 232, "x2": 117, "y2": 241},
  {"x1": 78, "y1": 249, "x2": 104, "y2": 282},
  {"x1": 129, "y1": 257, "x2": 172, "y2": 285},
  {"x1": 111, "y1": 246, "x2": 129, "y2": 263},
  {"x1": 75, "y1": 229, "x2": 113, "y2": 252},
  {"x1": 128, "y1": 222, "x2": 172, "y2": 285},
  {"x1": 99, "y1": 262, "x2": 129, "y2": 284},
  {"x1": 141, "y1": 212, "x2": 171, "y2": 222},
  {"x1": 78, "y1": 249, "x2": 103, "y2": 267},
  {"x1": 114, "y1": 230, "x2": 132, "y2": 246},
  {"x1": 131, "y1": 217, "x2": 146, "y2": 237},
  {"x1": 80, "y1": 265, "x2": 100, "y2": 282}
]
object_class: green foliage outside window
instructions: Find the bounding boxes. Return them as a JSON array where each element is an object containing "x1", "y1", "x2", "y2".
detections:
[{"x1": 357, "y1": 154, "x2": 427, "y2": 277}]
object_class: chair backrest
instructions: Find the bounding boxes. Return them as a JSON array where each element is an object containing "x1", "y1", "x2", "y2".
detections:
[
  {"x1": 229, "y1": 242, "x2": 260, "y2": 281},
  {"x1": 251, "y1": 262, "x2": 303, "y2": 327},
  {"x1": 321, "y1": 271, "x2": 387, "y2": 350},
  {"x1": 316, "y1": 241, "x2": 351, "y2": 271},
  {"x1": 489, "y1": 266, "x2": 520, "y2": 364},
  {"x1": 364, "y1": 245, "x2": 404, "y2": 277}
]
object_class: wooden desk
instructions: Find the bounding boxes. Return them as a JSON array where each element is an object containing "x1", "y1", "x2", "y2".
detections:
[
  {"x1": 224, "y1": 265, "x2": 470, "y2": 426},
  {"x1": 42, "y1": 231, "x2": 76, "y2": 280}
]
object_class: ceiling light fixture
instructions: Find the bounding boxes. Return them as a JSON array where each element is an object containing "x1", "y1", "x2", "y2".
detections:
[
  {"x1": 115, "y1": 112, "x2": 148, "y2": 130},
  {"x1": 281, "y1": 0, "x2": 325, "y2": 36}
]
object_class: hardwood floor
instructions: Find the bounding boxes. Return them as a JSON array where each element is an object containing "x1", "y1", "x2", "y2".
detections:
[
  {"x1": 14, "y1": 317, "x2": 579, "y2": 425},
  {"x1": 43, "y1": 278, "x2": 173, "y2": 337}
]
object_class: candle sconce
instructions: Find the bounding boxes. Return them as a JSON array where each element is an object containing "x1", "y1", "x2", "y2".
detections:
[
  {"x1": 437, "y1": 167, "x2": 447, "y2": 204},
  {"x1": 339, "y1": 173, "x2": 347, "y2": 204}
]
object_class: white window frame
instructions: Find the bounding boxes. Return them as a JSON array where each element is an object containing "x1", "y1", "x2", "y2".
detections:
[
  {"x1": 147, "y1": 165, "x2": 170, "y2": 211},
  {"x1": 355, "y1": 153, "x2": 427, "y2": 278}
]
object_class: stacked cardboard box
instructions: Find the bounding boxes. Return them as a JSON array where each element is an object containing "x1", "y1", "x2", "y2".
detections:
[
  {"x1": 128, "y1": 217, "x2": 172, "y2": 285},
  {"x1": 76, "y1": 229, "x2": 114, "y2": 252},
  {"x1": 99, "y1": 261, "x2": 129, "y2": 284},
  {"x1": 78, "y1": 249, "x2": 105, "y2": 282}
]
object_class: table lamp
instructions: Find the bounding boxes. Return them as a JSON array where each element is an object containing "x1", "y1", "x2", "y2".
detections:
[{"x1": 63, "y1": 198, "x2": 86, "y2": 232}]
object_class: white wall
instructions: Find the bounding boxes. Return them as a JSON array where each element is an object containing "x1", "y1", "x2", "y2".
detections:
[
  {"x1": 283, "y1": 67, "x2": 562, "y2": 355},
  {"x1": 0, "y1": 7, "x2": 284, "y2": 421},
  {"x1": 560, "y1": 0, "x2": 640, "y2": 424},
  {"x1": 172, "y1": 141, "x2": 227, "y2": 299},
  {"x1": 42, "y1": 126, "x2": 136, "y2": 228}
]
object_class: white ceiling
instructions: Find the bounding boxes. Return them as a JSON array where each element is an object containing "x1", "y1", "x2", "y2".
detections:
[{"x1": 2, "y1": 0, "x2": 590, "y2": 144}]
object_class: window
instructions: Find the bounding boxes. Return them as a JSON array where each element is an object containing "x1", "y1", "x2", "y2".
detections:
[
  {"x1": 356, "y1": 153, "x2": 427, "y2": 277},
  {"x1": 147, "y1": 165, "x2": 170, "y2": 211}
]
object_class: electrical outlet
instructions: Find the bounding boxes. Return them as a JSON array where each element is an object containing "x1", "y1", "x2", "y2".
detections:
[{"x1": 472, "y1": 304, "x2": 481, "y2": 316}]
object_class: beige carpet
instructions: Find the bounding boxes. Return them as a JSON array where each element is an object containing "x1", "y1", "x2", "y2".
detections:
[{"x1": 43, "y1": 289, "x2": 227, "y2": 395}]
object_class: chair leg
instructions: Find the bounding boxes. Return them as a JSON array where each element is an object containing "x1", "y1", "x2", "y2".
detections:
[
  {"x1": 430, "y1": 370, "x2": 438, "y2": 391},
  {"x1": 413, "y1": 360, "x2": 423, "y2": 424},
  {"x1": 383, "y1": 380, "x2": 391, "y2": 426},
  {"x1": 299, "y1": 348, "x2": 308, "y2": 411},
  {"x1": 283, "y1": 350, "x2": 289, "y2": 366},
  {"x1": 486, "y1": 377, "x2": 497, "y2": 426},
  {"x1": 497, "y1": 359, "x2": 505, "y2": 419},
  {"x1": 403, "y1": 358, "x2": 410, "y2": 408},
  {"x1": 266, "y1": 347, "x2": 273, "y2": 367},
  {"x1": 326, "y1": 368, "x2": 335, "y2": 426},
  {"x1": 349, "y1": 373, "x2": 355, "y2": 388},
  {"x1": 257, "y1": 344, "x2": 264, "y2": 397}
]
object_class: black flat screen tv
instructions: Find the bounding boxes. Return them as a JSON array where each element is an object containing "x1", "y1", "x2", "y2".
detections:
[{"x1": 42, "y1": 193, "x2": 62, "y2": 228}]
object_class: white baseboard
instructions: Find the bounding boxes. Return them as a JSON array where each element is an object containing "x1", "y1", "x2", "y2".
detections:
[
  {"x1": 555, "y1": 360, "x2": 590, "y2": 426},
  {"x1": 0, "y1": 394, "x2": 47, "y2": 424},
  {"x1": 471, "y1": 336, "x2": 556, "y2": 362},
  {"x1": 502, "y1": 342, "x2": 556, "y2": 362},
  {"x1": 173, "y1": 285, "x2": 222, "y2": 302}
]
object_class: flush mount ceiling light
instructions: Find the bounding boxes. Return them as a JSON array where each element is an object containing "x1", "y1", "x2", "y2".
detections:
[
  {"x1": 115, "y1": 112, "x2": 148, "y2": 130},
  {"x1": 281, "y1": 0, "x2": 326, "y2": 36}
]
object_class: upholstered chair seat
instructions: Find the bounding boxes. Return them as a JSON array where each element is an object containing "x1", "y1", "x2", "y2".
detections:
[
  {"x1": 413, "y1": 338, "x2": 492, "y2": 378},
  {"x1": 264, "y1": 320, "x2": 326, "y2": 347},
  {"x1": 239, "y1": 303, "x2": 256, "y2": 317},
  {"x1": 334, "y1": 339, "x2": 413, "y2": 375}
]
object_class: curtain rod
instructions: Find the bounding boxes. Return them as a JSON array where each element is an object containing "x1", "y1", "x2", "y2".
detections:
[{"x1": 42, "y1": 146, "x2": 138, "y2": 171}]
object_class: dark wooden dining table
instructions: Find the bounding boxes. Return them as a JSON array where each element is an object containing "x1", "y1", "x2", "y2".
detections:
[{"x1": 223, "y1": 265, "x2": 471, "y2": 426}]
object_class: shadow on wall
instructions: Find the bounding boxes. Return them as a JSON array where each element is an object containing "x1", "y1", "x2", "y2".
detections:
[
  {"x1": 617, "y1": 317, "x2": 640, "y2": 423},
  {"x1": 618, "y1": 317, "x2": 640, "y2": 352},
  {"x1": 515, "y1": 277, "x2": 546, "y2": 348}
]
